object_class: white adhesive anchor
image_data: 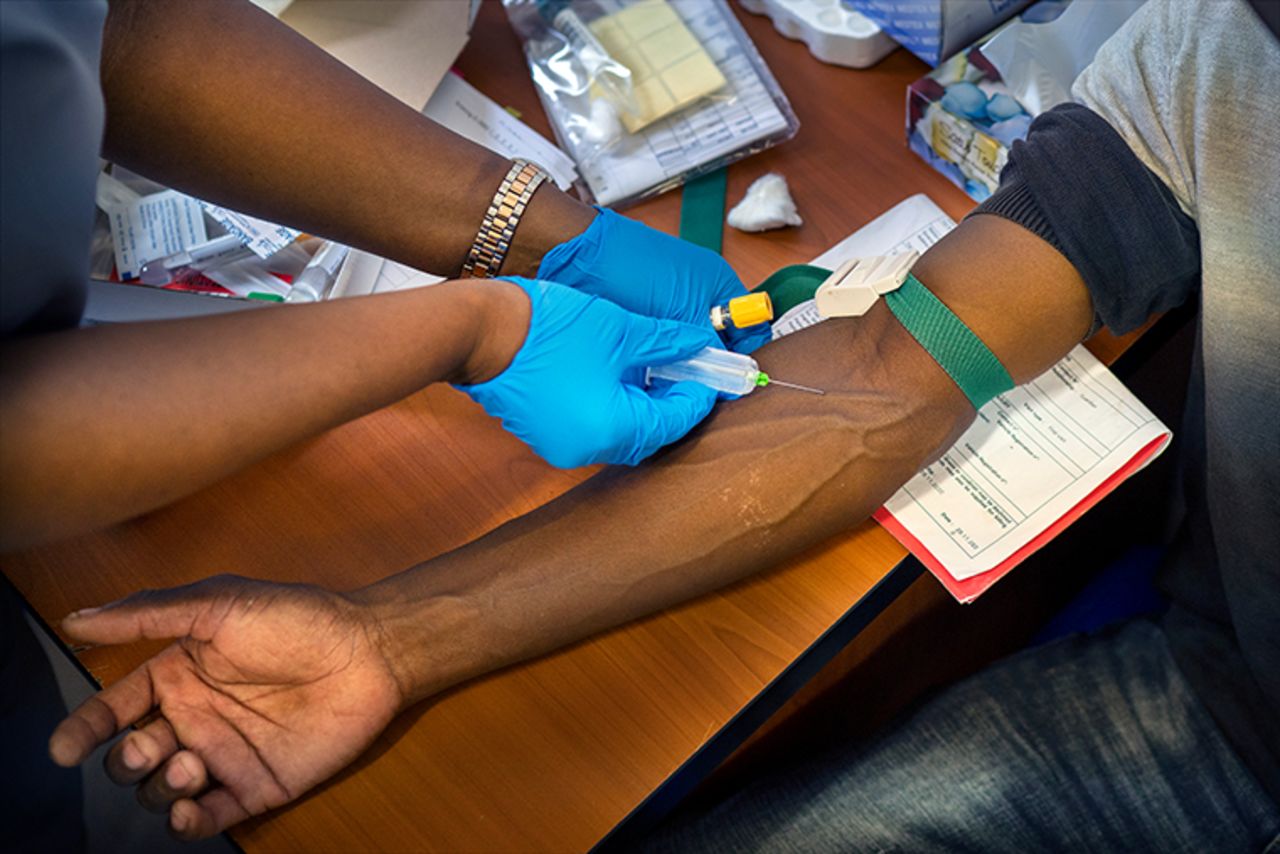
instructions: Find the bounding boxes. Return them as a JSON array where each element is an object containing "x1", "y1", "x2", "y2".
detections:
[{"x1": 815, "y1": 251, "x2": 920, "y2": 318}]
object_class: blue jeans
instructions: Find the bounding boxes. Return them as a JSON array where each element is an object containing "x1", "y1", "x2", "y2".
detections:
[{"x1": 645, "y1": 620, "x2": 1280, "y2": 852}]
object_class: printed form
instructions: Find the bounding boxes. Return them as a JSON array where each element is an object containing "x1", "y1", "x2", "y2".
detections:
[
  {"x1": 773, "y1": 194, "x2": 1172, "y2": 599},
  {"x1": 879, "y1": 347, "x2": 1171, "y2": 582}
]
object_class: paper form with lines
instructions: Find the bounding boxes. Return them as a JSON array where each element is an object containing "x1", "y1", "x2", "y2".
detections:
[
  {"x1": 771, "y1": 194, "x2": 1172, "y2": 602},
  {"x1": 875, "y1": 346, "x2": 1171, "y2": 598}
]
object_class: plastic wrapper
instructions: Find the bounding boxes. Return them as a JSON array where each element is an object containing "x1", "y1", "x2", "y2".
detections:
[{"x1": 504, "y1": 0, "x2": 798, "y2": 208}]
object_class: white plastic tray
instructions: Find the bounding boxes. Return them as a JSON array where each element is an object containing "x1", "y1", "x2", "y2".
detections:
[{"x1": 739, "y1": 0, "x2": 898, "y2": 68}]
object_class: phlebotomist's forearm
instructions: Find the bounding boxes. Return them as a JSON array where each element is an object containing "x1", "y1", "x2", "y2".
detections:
[
  {"x1": 0, "y1": 279, "x2": 527, "y2": 551},
  {"x1": 99, "y1": 0, "x2": 596, "y2": 278}
]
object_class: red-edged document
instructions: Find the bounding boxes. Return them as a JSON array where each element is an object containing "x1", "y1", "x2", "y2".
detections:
[{"x1": 873, "y1": 346, "x2": 1172, "y2": 603}]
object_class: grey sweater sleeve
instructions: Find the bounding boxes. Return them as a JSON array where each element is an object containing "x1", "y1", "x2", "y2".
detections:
[{"x1": 970, "y1": 103, "x2": 1200, "y2": 336}]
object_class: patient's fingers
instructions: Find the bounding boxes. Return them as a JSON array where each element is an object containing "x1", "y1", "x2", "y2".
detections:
[
  {"x1": 61, "y1": 580, "x2": 220, "y2": 646},
  {"x1": 105, "y1": 715, "x2": 180, "y2": 785},
  {"x1": 49, "y1": 662, "x2": 157, "y2": 767},
  {"x1": 170, "y1": 789, "x2": 250, "y2": 842},
  {"x1": 137, "y1": 750, "x2": 209, "y2": 814}
]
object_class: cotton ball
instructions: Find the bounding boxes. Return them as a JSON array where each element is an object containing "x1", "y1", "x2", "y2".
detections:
[
  {"x1": 727, "y1": 173, "x2": 802, "y2": 233},
  {"x1": 583, "y1": 99, "x2": 623, "y2": 146},
  {"x1": 940, "y1": 81, "x2": 987, "y2": 120}
]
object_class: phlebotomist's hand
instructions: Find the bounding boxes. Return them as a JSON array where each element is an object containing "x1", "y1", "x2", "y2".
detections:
[
  {"x1": 538, "y1": 209, "x2": 772, "y2": 355},
  {"x1": 458, "y1": 276, "x2": 720, "y2": 468}
]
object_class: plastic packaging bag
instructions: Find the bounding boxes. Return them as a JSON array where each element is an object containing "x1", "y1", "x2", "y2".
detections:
[{"x1": 504, "y1": 0, "x2": 798, "y2": 208}]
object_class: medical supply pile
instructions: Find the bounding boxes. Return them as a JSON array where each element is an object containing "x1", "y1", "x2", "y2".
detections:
[{"x1": 93, "y1": 167, "x2": 344, "y2": 304}]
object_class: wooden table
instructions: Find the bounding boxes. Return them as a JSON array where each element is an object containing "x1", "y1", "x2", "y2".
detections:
[{"x1": 3, "y1": 3, "x2": 1140, "y2": 851}]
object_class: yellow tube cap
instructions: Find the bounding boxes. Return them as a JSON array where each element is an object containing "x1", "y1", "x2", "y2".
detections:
[{"x1": 728, "y1": 292, "x2": 774, "y2": 328}]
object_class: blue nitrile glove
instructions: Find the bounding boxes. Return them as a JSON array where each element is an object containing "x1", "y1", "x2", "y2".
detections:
[
  {"x1": 457, "y1": 277, "x2": 721, "y2": 468},
  {"x1": 538, "y1": 208, "x2": 772, "y2": 355}
]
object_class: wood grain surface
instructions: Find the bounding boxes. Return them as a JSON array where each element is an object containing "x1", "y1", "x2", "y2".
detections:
[{"x1": 3, "y1": 2, "x2": 1141, "y2": 851}]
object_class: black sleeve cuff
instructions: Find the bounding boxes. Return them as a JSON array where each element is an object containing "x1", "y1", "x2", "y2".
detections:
[
  {"x1": 968, "y1": 103, "x2": 1201, "y2": 336},
  {"x1": 973, "y1": 177, "x2": 1065, "y2": 257}
]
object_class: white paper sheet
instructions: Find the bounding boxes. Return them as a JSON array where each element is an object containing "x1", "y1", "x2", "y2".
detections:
[
  {"x1": 106, "y1": 190, "x2": 207, "y2": 281},
  {"x1": 424, "y1": 72, "x2": 579, "y2": 191},
  {"x1": 280, "y1": 0, "x2": 475, "y2": 111},
  {"x1": 883, "y1": 346, "x2": 1170, "y2": 579},
  {"x1": 371, "y1": 259, "x2": 445, "y2": 293},
  {"x1": 329, "y1": 250, "x2": 444, "y2": 299}
]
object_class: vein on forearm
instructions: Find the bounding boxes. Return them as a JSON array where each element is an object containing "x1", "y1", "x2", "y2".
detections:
[
  {"x1": 357, "y1": 308, "x2": 973, "y2": 702},
  {"x1": 356, "y1": 216, "x2": 1091, "y2": 705}
]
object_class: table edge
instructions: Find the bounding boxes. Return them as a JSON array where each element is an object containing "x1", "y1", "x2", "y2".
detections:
[{"x1": 593, "y1": 556, "x2": 924, "y2": 851}]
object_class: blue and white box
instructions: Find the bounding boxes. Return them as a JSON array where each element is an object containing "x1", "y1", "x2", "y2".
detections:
[{"x1": 850, "y1": 0, "x2": 1032, "y2": 66}]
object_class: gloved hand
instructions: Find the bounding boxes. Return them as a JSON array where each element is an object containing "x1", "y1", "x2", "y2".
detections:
[
  {"x1": 538, "y1": 208, "x2": 772, "y2": 355},
  {"x1": 457, "y1": 277, "x2": 720, "y2": 468}
]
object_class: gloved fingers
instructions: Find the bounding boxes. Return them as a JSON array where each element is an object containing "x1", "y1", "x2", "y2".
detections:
[
  {"x1": 709, "y1": 265, "x2": 751, "y2": 299},
  {"x1": 618, "y1": 381, "x2": 718, "y2": 465},
  {"x1": 535, "y1": 208, "x2": 607, "y2": 283},
  {"x1": 620, "y1": 315, "x2": 722, "y2": 370},
  {"x1": 724, "y1": 323, "x2": 773, "y2": 355}
]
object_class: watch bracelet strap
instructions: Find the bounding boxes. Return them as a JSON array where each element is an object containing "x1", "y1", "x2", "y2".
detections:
[
  {"x1": 884, "y1": 273, "x2": 1014, "y2": 410},
  {"x1": 461, "y1": 159, "x2": 549, "y2": 279}
]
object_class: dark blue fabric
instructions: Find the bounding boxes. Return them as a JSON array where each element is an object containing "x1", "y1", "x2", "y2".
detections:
[
  {"x1": 1032, "y1": 545, "x2": 1167, "y2": 646},
  {"x1": 645, "y1": 621, "x2": 1280, "y2": 852},
  {"x1": 0, "y1": 581, "x2": 85, "y2": 853},
  {"x1": 0, "y1": 0, "x2": 107, "y2": 336},
  {"x1": 1, "y1": 4, "x2": 105, "y2": 849}
]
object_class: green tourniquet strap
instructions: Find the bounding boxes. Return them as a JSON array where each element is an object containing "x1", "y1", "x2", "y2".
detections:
[
  {"x1": 754, "y1": 263, "x2": 1013, "y2": 410},
  {"x1": 884, "y1": 273, "x2": 1014, "y2": 409},
  {"x1": 679, "y1": 168, "x2": 727, "y2": 253},
  {"x1": 754, "y1": 264, "x2": 832, "y2": 316}
]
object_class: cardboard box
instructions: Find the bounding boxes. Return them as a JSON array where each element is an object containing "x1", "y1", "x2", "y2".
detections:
[
  {"x1": 280, "y1": 0, "x2": 479, "y2": 108},
  {"x1": 906, "y1": 48, "x2": 1030, "y2": 202},
  {"x1": 850, "y1": 0, "x2": 1031, "y2": 67}
]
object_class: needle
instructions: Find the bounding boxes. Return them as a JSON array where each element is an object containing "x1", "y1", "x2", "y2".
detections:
[{"x1": 766, "y1": 377, "x2": 826, "y2": 395}]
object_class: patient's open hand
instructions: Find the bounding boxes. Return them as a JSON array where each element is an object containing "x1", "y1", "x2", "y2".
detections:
[{"x1": 48, "y1": 575, "x2": 403, "y2": 840}]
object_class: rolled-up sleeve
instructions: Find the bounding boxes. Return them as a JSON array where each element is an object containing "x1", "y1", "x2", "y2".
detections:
[{"x1": 971, "y1": 103, "x2": 1201, "y2": 336}]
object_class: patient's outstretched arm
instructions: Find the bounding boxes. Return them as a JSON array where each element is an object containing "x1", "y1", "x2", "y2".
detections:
[
  {"x1": 47, "y1": 215, "x2": 1094, "y2": 839},
  {"x1": 360, "y1": 214, "x2": 1094, "y2": 701}
]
